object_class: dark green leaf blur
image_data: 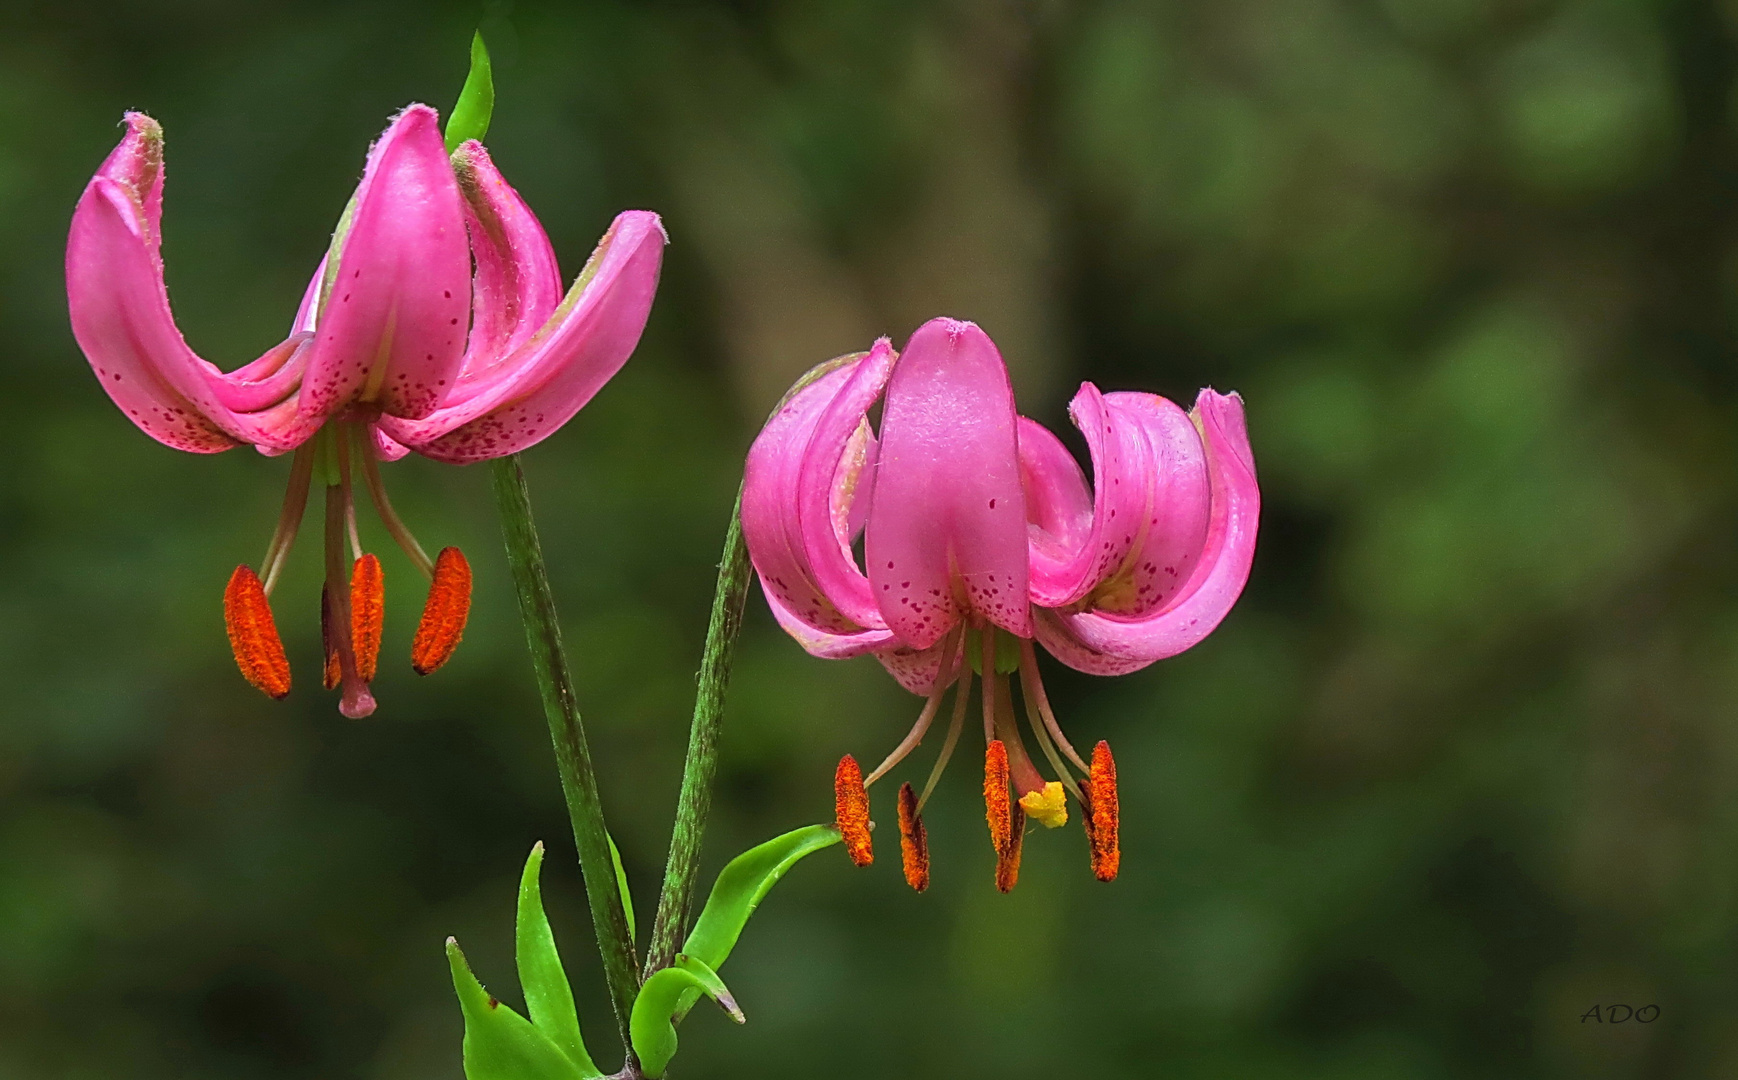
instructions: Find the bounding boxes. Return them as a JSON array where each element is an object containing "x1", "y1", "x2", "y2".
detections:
[{"x1": 1, "y1": 0, "x2": 1731, "y2": 1076}]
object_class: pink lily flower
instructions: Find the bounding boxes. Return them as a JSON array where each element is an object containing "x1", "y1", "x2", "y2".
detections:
[
  {"x1": 67, "y1": 105, "x2": 665, "y2": 717},
  {"x1": 741, "y1": 318, "x2": 1258, "y2": 890}
]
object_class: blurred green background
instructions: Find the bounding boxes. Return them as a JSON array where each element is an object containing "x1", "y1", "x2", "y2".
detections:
[{"x1": 2, "y1": 0, "x2": 1734, "y2": 1076}]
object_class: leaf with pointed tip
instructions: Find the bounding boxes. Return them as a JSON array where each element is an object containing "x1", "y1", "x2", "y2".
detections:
[
  {"x1": 682, "y1": 824, "x2": 841, "y2": 971},
  {"x1": 447, "y1": 939, "x2": 600, "y2": 1080},
  {"x1": 608, "y1": 832, "x2": 636, "y2": 944},
  {"x1": 515, "y1": 844, "x2": 597, "y2": 1077},
  {"x1": 631, "y1": 955, "x2": 743, "y2": 1079},
  {"x1": 445, "y1": 31, "x2": 494, "y2": 152}
]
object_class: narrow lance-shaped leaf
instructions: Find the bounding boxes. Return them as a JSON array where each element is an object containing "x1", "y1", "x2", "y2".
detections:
[
  {"x1": 681, "y1": 824, "x2": 841, "y2": 970},
  {"x1": 445, "y1": 31, "x2": 494, "y2": 152},
  {"x1": 608, "y1": 832, "x2": 637, "y2": 945},
  {"x1": 630, "y1": 954, "x2": 743, "y2": 1080},
  {"x1": 667, "y1": 824, "x2": 842, "y2": 1024},
  {"x1": 515, "y1": 843, "x2": 598, "y2": 1077},
  {"x1": 447, "y1": 938, "x2": 599, "y2": 1080}
]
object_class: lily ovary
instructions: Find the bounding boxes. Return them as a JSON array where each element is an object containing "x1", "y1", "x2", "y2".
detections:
[{"x1": 67, "y1": 104, "x2": 666, "y2": 715}]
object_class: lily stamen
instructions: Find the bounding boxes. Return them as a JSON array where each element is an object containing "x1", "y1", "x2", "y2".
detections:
[
  {"x1": 863, "y1": 628, "x2": 964, "y2": 788},
  {"x1": 917, "y1": 665, "x2": 973, "y2": 811},
  {"x1": 350, "y1": 553, "x2": 385, "y2": 682},
  {"x1": 357, "y1": 444, "x2": 434, "y2": 579},
  {"x1": 1016, "y1": 638, "x2": 1090, "y2": 776},
  {"x1": 323, "y1": 468, "x2": 376, "y2": 719},
  {"x1": 1084, "y1": 741, "x2": 1120, "y2": 882},
  {"x1": 260, "y1": 442, "x2": 317, "y2": 596},
  {"x1": 411, "y1": 548, "x2": 473, "y2": 675},
  {"x1": 896, "y1": 782, "x2": 928, "y2": 893},
  {"x1": 834, "y1": 755, "x2": 873, "y2": 867},
  {"x1": 224, "y1": 564, "x2": 290, "y2": 699}
]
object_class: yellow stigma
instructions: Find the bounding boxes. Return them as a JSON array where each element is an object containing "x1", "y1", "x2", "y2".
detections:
[{"x1": 1019, "y1": 781, "x2": 1069, "y2": 829}]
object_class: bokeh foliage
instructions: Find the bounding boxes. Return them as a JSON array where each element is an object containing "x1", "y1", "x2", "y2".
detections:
[{"x1": 2, "y1": 0, "x2": 1736, "y2": 1076}]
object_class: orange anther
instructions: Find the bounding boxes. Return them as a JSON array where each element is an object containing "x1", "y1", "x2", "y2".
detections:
[
  {"x1": 996, "y1": 801, "x2": 1025, "y2": 894},
  {"x1": 224, "y1": 565, "x2": 290, "y2": 699},
  {"x1": 897, "y1": 782, "x2": 928, "y2": 893},
  {"x1": 412, "y1": 546, "x2": 471, "y2": 675},
  {"x1": 320, "y1": 585, "x2": 340, "y2": 691},
  {"x1": 350, "y1": 553, "x2": 383, "y2": 682},
  {"x1": 985, "y1": 740, "x2": 1023, "y2": 891},
  {"x1": 835, "y1": 754, "x2": 873, "y2": 867},
  {"x1": 1087, "y1": 740, "x2": 1120, "y2": 882}
]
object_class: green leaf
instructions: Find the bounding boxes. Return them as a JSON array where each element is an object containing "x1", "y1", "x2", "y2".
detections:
[
  {"x1": 445, "y1": 31, "x2": 494, "y2": 152},
  {"x1": 447, "y1": 938, "x2": 600, "y2": 1080},
  {"x1": 608, "y1": 833, "x2": 636, "y2": 944},
  {"x1": 515, "y1": 843, "x2": 598, "y2": 1077},
  {"x1": 681, "y1": 824, "x2": 841, "y2": 971},
  {"x1": 630, "y1": 955, "x2": 744, "y2": 1080}
]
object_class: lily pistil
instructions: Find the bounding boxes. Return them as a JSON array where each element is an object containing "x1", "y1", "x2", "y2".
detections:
[{"x1": 222, "y1": 420, "x2": 472, "y2": 718}]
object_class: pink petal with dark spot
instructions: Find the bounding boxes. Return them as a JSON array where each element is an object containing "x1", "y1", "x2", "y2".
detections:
[
  {"x1": 295, "y1": 104, "x2": 471, "y2": 425},
  {"x1": 1036, "y1": 390, "x2": 1257, "y2": 671},
  {"x1": 378, "y1": 210, "x2": 663, "y2": 462},
  {"x1": 866, "y1": 318, "x2": 1032, "y2": 646}
]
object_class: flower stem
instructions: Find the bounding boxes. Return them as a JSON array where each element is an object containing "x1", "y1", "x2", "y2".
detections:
[
  {"x1": 489, "y1": 453, "x2": 641, "y2": 1057},
  {"x1": 646, "y1": 485, "x2": 753, "y2": 974}
]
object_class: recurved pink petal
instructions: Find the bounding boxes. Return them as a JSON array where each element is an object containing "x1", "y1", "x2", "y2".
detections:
[
  {"x1": 741, "y1": 352, "x2": 888, "y2": 641},
  {"x1": 762, "y1": 581, "x2": 897, "y2": 660},
  {"x1": 68, "y1": 118, "x2": 314, "y2": 453},
  {"x1": 1022, "y1": 384, "x2": 1152, "y2": 607},
  {"x1": 1089, "y1": 391, "x2": 1212, "y2": 616},
  {"x1": 296, "y1": 105, "x2": 471, "y2": 425},
  {"x1": 378, "y1": 210, "x2": 664, "y2": 463},
  {"x1": 1018, "y1": 415, "x2": 1093, "y2": 599},
  {"x1": 874, "y1": 636, "x2": 962, "y2": 696},
  {"x1": 797, "y1": 340, "x2": 896, "y2": 629},
  {"x1": 1036, "y1": 390, "x2": 1258, "y2": 671},
  {"x1": 445, "y1": 140, "x2": 562, "y2": 394},
  {"x1": 866, "y1": 318, "x2": 1032, "y2": 646}
]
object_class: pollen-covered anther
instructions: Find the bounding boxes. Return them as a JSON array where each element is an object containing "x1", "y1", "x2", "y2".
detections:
[
  {"x1": 835, "y1": 755, "x2": 873, "y2": 867},
  {"x1": 1087, "y1": 740, "x2": 1120, "y2": 882},
  {"x1": 412, "y1": 546, "x2": 471, "y2": 675},
  {"x1": 350, "y1": 553, "x2": 384, "y2": 682},
  {"x1": 997, "y1": 801, "x2": 1025, "y2": 893},
  {"x1": 897, "y1": 782, "x2": 928, "y2": 892},
  {"x1": 1019, "y1": 780, "x2": 1069, "y2": 829},
  {"x1": 985, "y1": 740, "x2": 1023, "y2": 892},
  {"x1": 224, "y1": 565, "x2": 290, "y2": 699}
]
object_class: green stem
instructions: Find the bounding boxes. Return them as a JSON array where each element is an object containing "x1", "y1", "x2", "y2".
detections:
[
  {"x1": 646, "y1": 485, "x2": 753, "y2": 974},
  {"x1": 490, "y1": 454, "x2": 641, "y2": 1059}
]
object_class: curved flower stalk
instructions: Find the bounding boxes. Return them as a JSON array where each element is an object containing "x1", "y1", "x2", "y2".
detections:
[
  {"x1": 741, "y1": 318, "x2": 1259, "y2": 890},
  {"x1": 67, "y1": 105, "x2": 665, "y2": 716}
]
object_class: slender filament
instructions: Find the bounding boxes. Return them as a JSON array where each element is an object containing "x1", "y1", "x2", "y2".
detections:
[
  {"x1": 356, "y1": 439, "x2": 435, "y2": 579},
  {"x1": 917, "y1": 666, "x2": 973, "y2": 810},
  {"x1": 1017, "y1": 638, "x2": 1092, "y2": 775},
  {"x1": 1023, "y1": 689, "x2": 1083, "y2": 801},
  {"x1": 864, "y1": 630, "x2": 962, "y2": 787},
  {"x1": 260, "y1": 442, "x2": 317, "y2": 595}
]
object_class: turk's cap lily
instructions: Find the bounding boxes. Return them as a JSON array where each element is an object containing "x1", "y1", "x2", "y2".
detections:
[
  {"x1": 67, "y1": 104, "x2": 666, "y2": 717},
  {"x1": 740, "y1": 316, "x2": 1259, "y2": 890},
  {"x1": 67, "y1": 105, "x2": 666, "y2": 462},
  {"x1": 742, "y1": 316, "x2": 1259, "y2": 682}
]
